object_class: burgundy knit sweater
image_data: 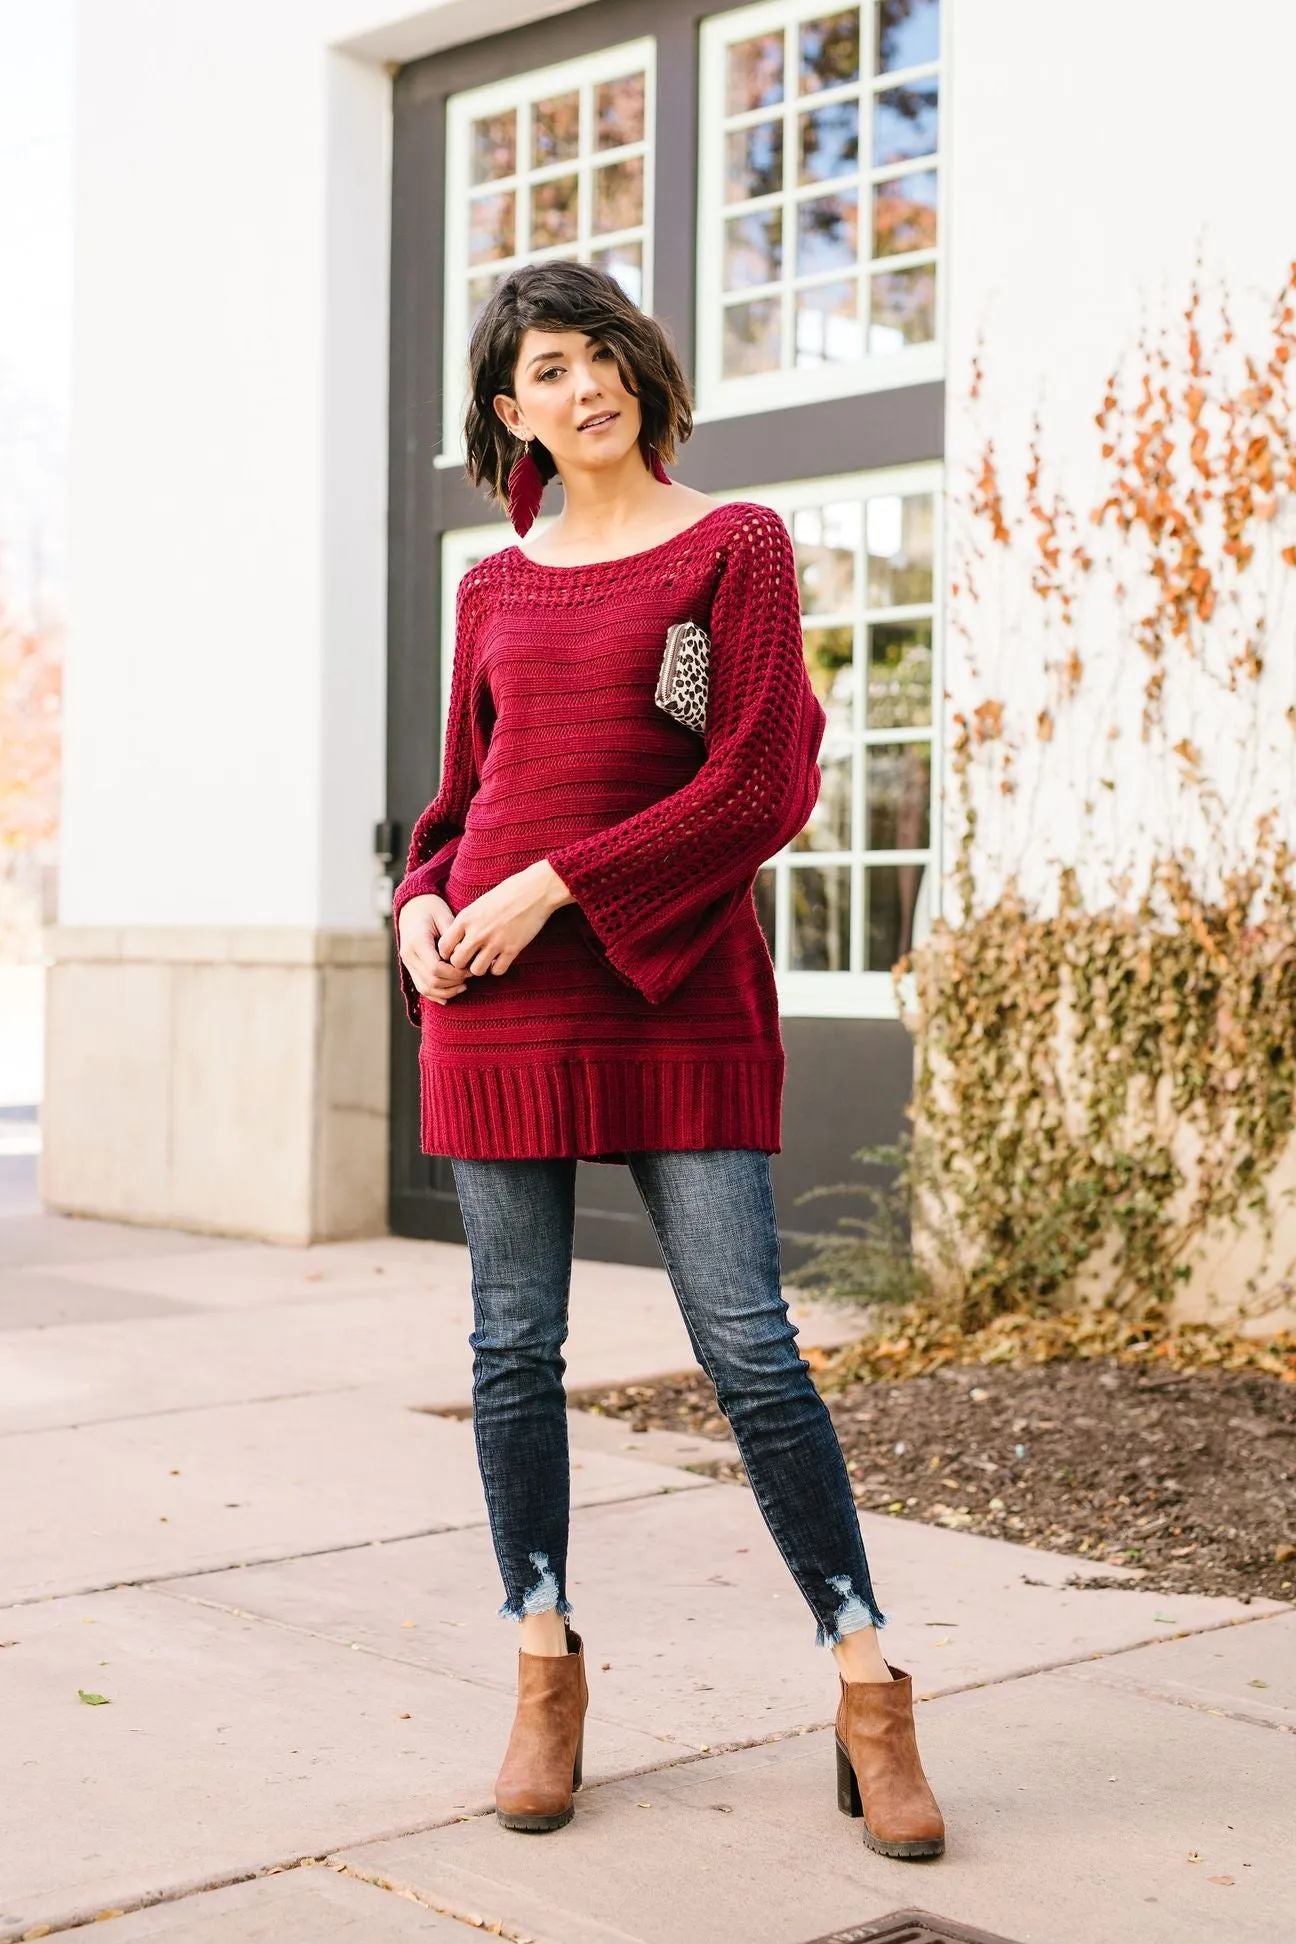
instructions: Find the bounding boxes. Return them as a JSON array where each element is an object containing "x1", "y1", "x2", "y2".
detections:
[{"x1": 392, "y1": 499, "x2": 826, "y2": 1162}]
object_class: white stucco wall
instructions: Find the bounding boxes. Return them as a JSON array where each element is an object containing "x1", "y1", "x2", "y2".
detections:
[
  {"x1": 63, "y1": 0, "x2": 585, "y2": 930},
  {"x1": 943, "y1": 0, "x2": 1296, "y2": 902}
]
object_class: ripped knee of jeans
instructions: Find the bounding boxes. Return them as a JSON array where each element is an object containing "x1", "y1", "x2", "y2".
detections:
[
  {"x1": 815, "y1": 1571, "x2": 888, "y2": 1648},
  {"x1": 497, "y1": 1549, "x2": 574, "y2": 1623}
]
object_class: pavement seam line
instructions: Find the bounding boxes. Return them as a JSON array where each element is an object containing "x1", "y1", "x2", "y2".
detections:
[
  {"x1": 0, "y1": 1479, "x2": 723, "y2": 1607},
  {"x1": 907, "y1": 1603, "x2": 1293, "y2": 1703},
  {"x1": 0, "y1": 1852, "x2": 482, "y2": 1943},
  {"x1": 335, "y1": 1857, "x2": 595, "y2": 1944},
  {"x1": 140, "y1": 1580, "x2": 690, "y2": 1738}
]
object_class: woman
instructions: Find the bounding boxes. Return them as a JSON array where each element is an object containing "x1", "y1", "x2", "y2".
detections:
[{"x1": 394, "y1": 260, "x2": 944, "y2": 1859}]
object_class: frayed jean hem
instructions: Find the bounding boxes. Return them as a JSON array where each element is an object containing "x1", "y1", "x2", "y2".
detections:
[
  {"x1": 814, "y1": 1574, "x2": 888, "y2": 1648},
  {"x1": 496, "y1": 1550, "x2": 573, "y2": 1623}
]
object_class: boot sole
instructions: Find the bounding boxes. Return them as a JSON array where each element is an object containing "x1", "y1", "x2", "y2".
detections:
[
  {"x1": 496, "y1": 1801, "x2": 575, "y2": 1833},
  {"x1": 836, "y1": 1733, "x2": 944, "y2": 1860}
]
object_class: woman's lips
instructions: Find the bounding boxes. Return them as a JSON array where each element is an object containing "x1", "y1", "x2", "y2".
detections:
[{"x1": 578, "y1": 412, "x2": 619, "y2": 431}]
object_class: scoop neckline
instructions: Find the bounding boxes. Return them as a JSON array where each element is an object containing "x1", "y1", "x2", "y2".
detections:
[{"x1": 506, "y1": 500, "x2": 735, "y2": 573}]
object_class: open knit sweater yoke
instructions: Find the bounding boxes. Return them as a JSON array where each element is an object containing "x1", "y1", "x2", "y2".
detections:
[{"x1": 392, "y1": 498, "x2": 827, "y2": 1163}]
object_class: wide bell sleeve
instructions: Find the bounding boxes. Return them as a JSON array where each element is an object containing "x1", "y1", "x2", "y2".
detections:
[
  {"x1": 391, "y1": 568, "x2": 487, "y2": 1026},
  {"x1": 546, "y1": 504, "x2": 826, "y2": 1006}
]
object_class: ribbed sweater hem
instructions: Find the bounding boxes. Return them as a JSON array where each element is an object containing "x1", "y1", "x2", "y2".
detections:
[{"x1": 418, "y1": 1055, "x2": 784, "y2": 1161}]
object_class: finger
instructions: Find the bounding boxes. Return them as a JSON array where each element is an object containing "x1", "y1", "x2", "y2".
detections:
[
  {"x1": 468, "y1": 946, "x2": 498, "y2": 976},
  {"x1": 402, "y1": 955, "x2": 433, "y2": 996},
  {"x1": 446, "y1": 936, "x2": 482, "y2": 971},
  {"x1": 489, "y1": 953, "x2": 513, "y2": 976},
  {"x1": 437, "y1": 920, "x2": 466, "y2": 959}
]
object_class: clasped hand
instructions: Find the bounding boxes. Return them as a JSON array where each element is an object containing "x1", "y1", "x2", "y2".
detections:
[{"x1": 398, "y1": 858, "x2": 573, "y2": 1005}]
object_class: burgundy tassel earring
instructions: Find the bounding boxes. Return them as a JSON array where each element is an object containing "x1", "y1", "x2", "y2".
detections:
[
  {"x1": 648, "y1": 448, "x2": 671, "y2": 484},
  {"x1": 507, "y1": 440, "x2": 545, "y2": 536}
]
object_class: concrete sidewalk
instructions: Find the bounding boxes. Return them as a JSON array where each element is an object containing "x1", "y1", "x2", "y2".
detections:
[{"x1": 0, "y1": 1201, "x2": 1290, "y2": 1944}]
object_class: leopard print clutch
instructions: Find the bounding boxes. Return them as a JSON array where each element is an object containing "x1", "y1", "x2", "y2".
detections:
[{"x1": 655, "y1": 620, "x2": 710, "y2": 737}]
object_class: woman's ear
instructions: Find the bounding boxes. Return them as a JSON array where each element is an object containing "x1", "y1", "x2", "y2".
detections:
[{"x1": 494, "y1": 393, "x2": 527, "y2": 437}]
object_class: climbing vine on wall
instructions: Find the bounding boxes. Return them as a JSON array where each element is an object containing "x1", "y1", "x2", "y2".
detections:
[{"x1": 798, "y1": 264, "x2": 1296, "y2": 1330}]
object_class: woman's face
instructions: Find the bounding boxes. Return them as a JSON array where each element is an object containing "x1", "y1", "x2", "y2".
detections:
[{"x1": 494, "y1": 328, "x2": 643, "y2": 475}]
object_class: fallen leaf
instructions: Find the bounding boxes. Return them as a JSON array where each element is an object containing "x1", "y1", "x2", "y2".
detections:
[
  {"x1": 78, "y1": 1690, "x2": 110, "y2": 1706},
  {"x1": 1274, "y1": 1542, "x2": 1296, "y2": 1564},
  {"x1": 1248, "y1": 1678, "x2": 1269, "y2": 1689},
  {"x1": 1208, "y1": 1875, "x2": 1235, "y2": 1886}
]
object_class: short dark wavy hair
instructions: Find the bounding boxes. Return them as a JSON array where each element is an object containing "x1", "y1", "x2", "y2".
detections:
[{"x1": 463, "y1": 260, "x2": 693, "y2": 510}]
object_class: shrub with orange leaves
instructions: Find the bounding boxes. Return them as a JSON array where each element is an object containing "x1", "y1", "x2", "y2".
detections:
[{"x1": 797, "y1": 266, "x2": 1296, "y2": 1335}]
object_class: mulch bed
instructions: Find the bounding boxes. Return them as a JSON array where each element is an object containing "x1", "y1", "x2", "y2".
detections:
[{"x1": 567, "y1": 1356, "x2": 1296, "y2": 1604}]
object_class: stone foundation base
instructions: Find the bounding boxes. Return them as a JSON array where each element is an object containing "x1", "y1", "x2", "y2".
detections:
[{"x1": 41, "y1": 927, "x2": 390, "y2": 1244}]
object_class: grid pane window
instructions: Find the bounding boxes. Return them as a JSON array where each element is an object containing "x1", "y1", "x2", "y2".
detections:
[
  {"x1": 700, "y1": 0, "x2": 940, "y2": 404},
  {"x1": 445, "y1": 42, "x2": 654, "y2": 427},
  {"x1": 754, "y1": 468, "x2": 939, "y2": 989}
]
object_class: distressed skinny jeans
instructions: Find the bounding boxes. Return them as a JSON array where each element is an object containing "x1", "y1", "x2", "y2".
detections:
[{"x1": 450, "y1": 1148, "x2": 885, "y2": 1647}]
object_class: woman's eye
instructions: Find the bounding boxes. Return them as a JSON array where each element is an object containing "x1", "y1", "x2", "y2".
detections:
[{"x1": 538, "y1": 366, "x2": 563, "y2": 381}]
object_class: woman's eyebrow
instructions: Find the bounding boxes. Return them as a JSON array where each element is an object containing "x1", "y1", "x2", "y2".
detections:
[{"x1": 525, "y1": 337, "x2": 600, "y2": 370}]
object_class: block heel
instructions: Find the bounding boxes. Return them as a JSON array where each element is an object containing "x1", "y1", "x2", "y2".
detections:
[{"x1": 836, "y1": 1733, "x2": 862, "y2": 1816}]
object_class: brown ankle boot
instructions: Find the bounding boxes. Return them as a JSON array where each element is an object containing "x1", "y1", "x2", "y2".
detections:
[
  {"x1": 495, "y1": 1625, "x2": 588, "y2": 1832},
  {"x1": 835, "y1": 1664, "x2": 945, "y2": 1859}
]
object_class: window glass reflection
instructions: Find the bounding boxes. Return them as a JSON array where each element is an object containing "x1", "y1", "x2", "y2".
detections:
[
  {"x1": 469, "y1": 191, "x2": 516, "y2": 264},
  {"x1": 873, "y1": 80, "x2": 938, "y2": 164},
  {"x1": 875, "y1": 0, "x2": 939, "y2": 76},
  {"x1": 865, "y1": 742, "x2": 931, "y2": 850},
  {"x1": 867, "y1": 620, "x2": 932, "y2": 728},
  {"x1": 726, "y1": 120, "x2": 784, "y2": 202},
  {"x1": 793, "y1": 502, "x2": 860, "y2": 614},
  {"x1": 468, "y1": 272, "x2": 503, "y2": 325},
  {"x1": 797, "y1": 190, "x2": 859, "y2": 276},
  {"x1": 596, "y1": 72, "x2": 645, "y2": 149},
  {"x1": 872, "y1": 169, "x2": 937, "y2": 258},
  {"x1": 867, "y1": 494, "x2": 933, "y2": 607},
  {"x1": 790, "y1": 865, "x2": 851, "y2": 970},
  {"x1": 722, "y1": 297, "x2": 782, "y2": 376},
  {"x1": 802, "y1": 622, "x2": 855, "y2": 720},
  {"x1": 799, "y1": 10, "x2": 861, "y2": 94},
  {"x1": 591, "y1": 239, "x2": 643, "y2": 303},
  {"x1": 866, "y1": 862, "x2": 929, "y2": 969},
  {"x1": 794, "y1": 746, "x2": 853, "y2": 851},
  {"x1": 869, "y1": 264, "x2": 936, "y2": 351},
  {"x1": 725, "y1": 208, "x2": 783, "y2": 288},
  {"x1": 795, "y1": 280, "x2": 863, "y2": 366},
  {"x1": 471, "y1": 111, "x2": 517, "y2": 185},
  {"x1": 593, "y1": 155, "x2": 643, "y2": 234},
  {"x1": 727, "y1": 33, "x2": 785, "y2": 113},
  {"x1": 531, "y1": 176, "x2": 579, "y2": 249},
  {"x1": 798, "y1": 100, "x2": 860, "y2": 184},
  {"x1": 533, "y1": 92, "x2": 580, "y2": 167}
]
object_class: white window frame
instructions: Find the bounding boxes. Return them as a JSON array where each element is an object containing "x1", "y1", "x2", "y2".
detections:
[
  {"x1": 438, "y1": 460, "x2": 942, "y2": 1021},
  {"x1": 695, "y1": 0, "x2": 946, "y2": 423},
  {"x1": 438, "y1": 39, "x2": 657, "y2": 471}
]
